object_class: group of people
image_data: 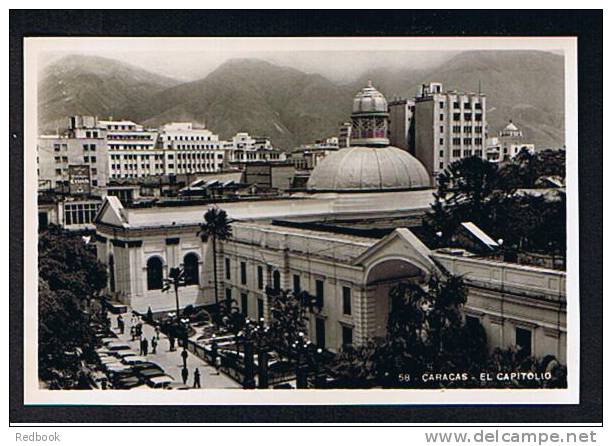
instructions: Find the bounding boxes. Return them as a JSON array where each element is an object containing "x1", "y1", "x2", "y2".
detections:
[{"x1": 117, "y1": 312, "x2": 204, "y2": 388}]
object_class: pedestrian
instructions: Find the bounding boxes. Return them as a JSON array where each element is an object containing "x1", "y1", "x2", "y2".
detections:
[
  {"x1": 130, "y1": 325, "x2": 136, "y2": 341},
  {"x1": 142, "y1": 337, "x2": 149, "y2": 356},
  {"x1": 169, "y1": 335, "x2": 175, "y2": 352},
  {"x1": 147, "y1": 306, "x2": 153, "y2": 323},
  {"x1": 139, "y1": 337, "x2": 145, "y2": 355},
  {"x1": 151, "y1": 337, "x2": 157, "y2": 354},
  {"x1": 117, "y1": 314, "x2": 123, "y2": 330},
  {"x1": 181, "y1": 367, "x2": 189, "y2": 385},
  {"x1": 155, "y1": 326, "x2": 160, "y2": 340},
  {"x1": 181, "y1": 348, "x2": 189, "y2": 369},
  {"x1": 215, "y1": 355, "x2": 222, "y2": 374},
  {"x1": 193, "y1": 368, "x2": 201, "y2": 388}
]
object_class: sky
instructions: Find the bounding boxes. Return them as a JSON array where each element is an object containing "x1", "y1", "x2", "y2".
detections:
[{"x1": 32, "y1": 37, "x2": 567, "y2": 84}]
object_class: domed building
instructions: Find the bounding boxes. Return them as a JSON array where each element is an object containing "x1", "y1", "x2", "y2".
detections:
[{"x1": 307, "y1": 81, "x2": 431, "y2": 192}]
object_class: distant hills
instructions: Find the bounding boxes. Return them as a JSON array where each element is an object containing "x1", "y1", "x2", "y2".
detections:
[{"x1": 38, "y1": 51, "x2": 565, "y2": 149}]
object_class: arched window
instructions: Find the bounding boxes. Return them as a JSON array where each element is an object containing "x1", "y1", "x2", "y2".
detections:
[
  {"x1": 272, "y1": 270, "x2": 281, "y2": 291},
  {"x1": 183, "y1": 253, "x2": 199, "y2": 286},
  {"x1": 147, "y1": 256, "x2": 164, "y2": 291},
  {"x1": 108, "y1": 254, "x2": 115, "y2": 293}
]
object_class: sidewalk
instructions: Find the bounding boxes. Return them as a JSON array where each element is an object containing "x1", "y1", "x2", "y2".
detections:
[{"x1": 109, "y1": 313, "x2": 240, "y2": 389}]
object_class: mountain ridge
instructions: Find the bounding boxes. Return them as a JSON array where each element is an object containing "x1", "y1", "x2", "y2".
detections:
[{"x1": 38, "y1": 51, "x2": 565, "y2": 149}]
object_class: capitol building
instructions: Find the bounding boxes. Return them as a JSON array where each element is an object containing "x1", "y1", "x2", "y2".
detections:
[{"x1": 94, "y1": 83, "x2": 566, "y2": 362}]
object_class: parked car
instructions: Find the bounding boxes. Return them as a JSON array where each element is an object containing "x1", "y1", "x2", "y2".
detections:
[
  {"x1": 147, "y1": 375, "x2": 174, "y2": 389},
  {"x1": 121, "y1": 355, "x2": 148, "y2": 365},
  {"x1": 114, "y1": 375, "x2": 144, "y2": 390}
]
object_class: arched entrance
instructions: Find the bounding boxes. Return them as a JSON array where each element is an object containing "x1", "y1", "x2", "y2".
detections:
[{"x1": 364, "y1": 257, "x2": 427, "y2": 340}]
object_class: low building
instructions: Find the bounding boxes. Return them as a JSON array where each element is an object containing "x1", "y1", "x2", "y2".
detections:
[{"x1": 486, "y1": 120, "x2": 536, "y2": 162}]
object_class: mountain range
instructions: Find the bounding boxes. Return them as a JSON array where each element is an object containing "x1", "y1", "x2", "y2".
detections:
[{"x1": 38, "y1": 51, "x2": 565, "y2": 149}]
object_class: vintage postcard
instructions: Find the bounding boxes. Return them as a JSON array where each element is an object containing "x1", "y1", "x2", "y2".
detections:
[{"x1": 23, "y1": 36, "x2": 578, "y2": 405}]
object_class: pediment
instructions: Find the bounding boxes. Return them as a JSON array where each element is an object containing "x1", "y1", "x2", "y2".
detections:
[{"x1": 354, "y1": 227, "x2": 438, "y2": 275}]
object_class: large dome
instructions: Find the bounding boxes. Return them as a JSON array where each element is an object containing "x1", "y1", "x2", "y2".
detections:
[
  {"x1": 306, "y1": 146, "x2": 431, "y2": 192},
  {"x1": 352, "y1": 80, "x2": 388, "y2": 115}
]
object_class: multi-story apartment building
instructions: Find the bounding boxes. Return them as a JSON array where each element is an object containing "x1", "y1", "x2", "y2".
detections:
[
  {"x1": 388, "y1": 98, "x2": 416, "y2": 154},
  {"x1": 99, "y1": 119, "x2": 163, "y2": 179},
  {"x1": 414, "y1": 82, "x2": 487, "y2": 179},
  {"x1": 158, "y1": 122, "x2": 225, "y2": 175},
  {"x1": 37, "y1": 116, "x2": 110, "y2": 190}
]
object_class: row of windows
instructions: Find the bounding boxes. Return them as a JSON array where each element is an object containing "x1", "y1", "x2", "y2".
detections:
[
  {"x1": 84, "y1": 131, "x2": 100, "y2": 138},
  {"x1": 82, "y1": 144, "x2": 97, "y2": 151},
  {"x1": 168, "y1": 144, "x2": 220, "y2": 150},
  {"x1": 226, "y1": 258, "x2": 352, "y2": 316},
  {"x1": 163, "y1": 135, "x2": 215, "y2": 142},
  {"x1": 83, "y1": 156, "x2": 97, "y2": 163},
  {"x1": 449, "y1": 149, "x2": 484, "y2": 158},
  {"x1": 450, "y1": 138, "x2": 484, "y2": 146},
  {"x1": 64, "y1": 202, "x2": 100, "y2": 226},
  {"x1": 439, "y1": 101, "x2": 483, "y2": 110}
]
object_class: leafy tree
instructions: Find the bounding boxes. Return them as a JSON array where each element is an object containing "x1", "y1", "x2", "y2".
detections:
[
  {"x1": 198, "y1": 208, "x2": 233, "y2": 312},
  {"x1": 38, "y1": 227, "x2": 107, "y2": 388},
  {"x1": 266, "y1": 288, "x2": 320, "y2": 361}
]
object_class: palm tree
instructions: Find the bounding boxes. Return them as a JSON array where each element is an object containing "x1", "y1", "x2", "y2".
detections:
[
  {"x1": 162, "y1": 267, "x2": 186, "y2": 319},
  {"x1": 197, "y1": 208, "x2": 233, "y2": 314}
]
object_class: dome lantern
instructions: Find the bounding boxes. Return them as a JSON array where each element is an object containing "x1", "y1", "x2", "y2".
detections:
[{"x1": 350, "y1": 81, "x2": 389, "y2": 147}]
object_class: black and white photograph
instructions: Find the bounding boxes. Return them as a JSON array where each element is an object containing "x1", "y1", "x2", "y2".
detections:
[{"x1": 12, "y1": 11, "x2": 599, "y2": 415}]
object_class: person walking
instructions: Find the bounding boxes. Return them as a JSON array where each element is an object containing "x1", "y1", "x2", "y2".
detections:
[
  {"x1": 169, "y1": 335, "x2": 175, "y2": 352},
  {"x1": 151, "y1": 337, "x2": 157, "y2": 354},
  {"x1": 214, "y1": 355, "x2": 222, "y2": 375},
  {"x1": 181, "y1": 348, "x2": 189, "y2": 369},
  {"x1": 139, "y1": 337, "x2": 145, "y2": 355},
  {"x1": 142, "y1": 337, "x2": 149, "y2": 356},
  {"x1": 181, "y1": 366, "x2": 189, "y2": 385},
  {"x1": 193, "y1": 368, "x2": 201, "y2": 388},
  {"x1": 117, "y1": 315, "x2": 123, "y2": 333},
  {"x1": 130, "y1": 325, "x2": 136, "y2": 341},
  {"x1": 155, "y1": 326, "x2": 160, "y2": 341}
]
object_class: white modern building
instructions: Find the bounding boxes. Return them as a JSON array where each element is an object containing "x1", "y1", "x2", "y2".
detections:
[{"x1": 414, "y1": 82, "x2": 487, "y2": 179}]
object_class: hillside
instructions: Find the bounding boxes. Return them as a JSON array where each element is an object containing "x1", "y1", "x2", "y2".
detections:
[
  {"x1": 38, "y1": 55, "x2": 180, "y2": 132},
  {"x1": 38, "y1": 51, "x2": 565, "y2": 149}
]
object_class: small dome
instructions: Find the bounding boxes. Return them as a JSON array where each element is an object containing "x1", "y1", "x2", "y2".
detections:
[
  {"x1": 307, "y1": 146, "x2": 431, "y2": 192},
  {"x1": 352, "y1": 80, "x2": 388, "y2": 115}
]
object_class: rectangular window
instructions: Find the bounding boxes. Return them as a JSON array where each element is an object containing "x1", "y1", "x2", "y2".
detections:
[
  {"x1": 439, "y1": 126, "x2": 444, "y2": 133},
  {"x1": 257, "y1": 265, "x2": 264, "y2": 290},
  {"x1": 342, "y1": 325, "x2": 353, "y2": 347},
  {"x1": 241, "y1": 293, "x2": 248, "y2": 316},
  {"x1": 257, "y1": 298, "x2": 264, "y2": 320},
  {"x1": 439, "y1": 101, "x2": 444, "y2": 109},
  {"x1": 515, "y1": 327, "x2": 532, "y2": 357},
  {"x1": 439, "y1": 138, "x2": 444, "y2": 145},
  {"x1": 240, "y1": 261, "x2": 247, "y2": 285},
  {"x1": 315, "y1": 279, "x2": 324, "y2": 308},
  {"x1": 315, "y1": 318, "x2": 326, "y2": 349},
  {"x1": 225, "y1": 258, "x2": 231, "y2": 280},
  {"x1": 225, "y1": 287, "x2": 232, "y2": 302},
  {"x1": 439, "y1": 113, "x2": 444, "y2": 121},
  {"x1": 453, "y1": 113, "x2": 461, "y2": 121},
  {"x1": 293, "y1": 274, "x2": 301, "y2": 293},
  {"x1": 342, "y1": 286, "x2": 352, "y2": 315}
]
